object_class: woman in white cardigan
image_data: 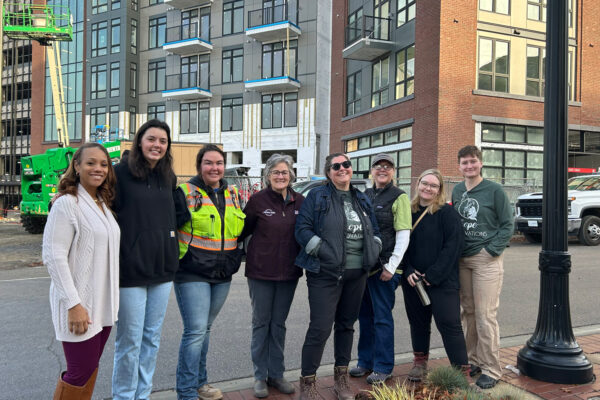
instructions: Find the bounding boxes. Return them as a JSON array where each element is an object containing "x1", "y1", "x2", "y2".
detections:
[{"x1": 43, "y1": 142, "x2": 120, "y2": 400}]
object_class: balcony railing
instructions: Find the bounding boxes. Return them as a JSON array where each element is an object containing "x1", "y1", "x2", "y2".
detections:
[
  {"x1": 248, "y1": 3, "x2": 297, "y2": 29},
  {"x1": 166, "y1": 23, "x2": 210, "y2": 44},
  {"x1": 345, "y1": 15, "x2": 392, "y2": 47},
  {"x1": 165, "y1": 73, "x2": 209, "y2": 91}
]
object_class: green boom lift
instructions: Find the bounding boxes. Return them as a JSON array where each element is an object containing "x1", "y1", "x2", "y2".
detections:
[{"x1": 2, "y1": 3, "x2": 122, "y2": 233}]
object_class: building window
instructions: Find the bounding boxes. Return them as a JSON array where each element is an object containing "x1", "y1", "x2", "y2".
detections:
[
  {"x1": 181, "y1": 7, "x2": 210, "y2": 41},
  {"x1": 262, "y1": 94, "x2": 282, "y2": 129},
  {"x1": 397, "y1": 0, "x2": 416, "y2": 27},
  {"x1": 346, "y1": 71, "x2": 361, "y2": 116},
  {"x1": 526, "y1": 46, "x2": 545, "y2": 97},
  {"x1": 373, "y1": 0, "x2": 390, "y2": 40},
  {"x1": 284, "y1": 93, "x2": 297, "y2": 127},
  {"x1": 371, "y1": 56, "x2": 389, "y2": 107},
  {"x1": 111, "y1": 19, "x2": 120, "y2": 53},
  {"x1": 109, "y1": 105, "x2": 119, "y2": 135},
  {"x1": 262, "y1": 40, "x2": 297, "y2": 79},
  {"x1": 131, "y1": 19, "x2": 138, "y2": 54},
  {"x1": 129, "y1": 106, "x2": 136, "y2": 137},
  {"x1": 149, "y1": 16, "x2": 166, "y2": 48},
  {"x1": 130, "y1": 63, "x2": 137, "y2": 98},
  {"x1": 345, "y1": 126, "x2": 411, "y2": 153},
  {"x1": 180, "y1": 102, "x2": 210, "y2": 134},
  {"x1": 481, "y1": 123, "x2": 543, "y2": 145},
  {"x1": 483, "y1": 148, "x2": 543, "y2": 185},
  {"x1": 395, "y1": 45, "x2": 415, "y2": 99},
  {"x1": 347, "y1": 8, "x2": 363, "y2": 44},
  {"x1": 149, "y1": 0, "x2": 164, "y2": 4},
  {"x1": 111, "y1": 0, "x2": 120, "y2": 10},
  {"x1": 92, "y1": 0, "x2": 108, "y2": 14},
  {"x1": 91, "y1": 21, "x2": 108, "y2": 57},
  {"x1": 222, "y1": 97, "x2": 243, "y2": 131},
  {"x1": 222, "y1": 48, "x2": 243, "y2": 83},
  {"x1": 181, "y1": 55, "x2": 210, "y2": 89},
  {"x1": 110, "y1": 62, "x2": 119, "y2": 97},
  {"x1": 148, "y1": 104, "x2": 165, "y2": 121},
  {"x1": 131, "y1": 0, "x2": 138, "y2": 11},
  {"x1": 223, "y1": 0, "x2": 244, "y2": 35},
  {"x1": 90, "y1": 107, "x2": 106, "y2": 132},
  {"x1": 527, "y1": 0, "x2": 545, "y2": 22},
  {"x1": 148, "y1": 60, "x2": 166, "y2": 92},
  {"x1": 231, "y1": 151, "x2": 243, "y2": 164},
  {"x1": 478, "y1": 37, "x2": 509, "y2": 93},
  {"x1": 479, "y1": 0, "x2": 509, "y2": 15},
  {"x1": 91, "y1": 64, "x2": 107, "y2": 100}
]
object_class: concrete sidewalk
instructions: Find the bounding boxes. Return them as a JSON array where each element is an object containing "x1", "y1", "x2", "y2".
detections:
[{"x1": 150, "y1": 325, "x2": 600, "y2": 400}]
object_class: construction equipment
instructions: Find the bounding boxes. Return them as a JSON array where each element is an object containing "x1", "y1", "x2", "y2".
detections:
[{"x1": 2, "y1": 3, "x2": 77, "y2": 232}]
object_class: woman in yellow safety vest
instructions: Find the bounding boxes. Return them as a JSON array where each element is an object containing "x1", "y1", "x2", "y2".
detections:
[{"x1": 173, "y1": 144, "x2": 245, "y2": 400}]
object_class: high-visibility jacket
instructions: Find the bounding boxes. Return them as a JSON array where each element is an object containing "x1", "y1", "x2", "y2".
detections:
[{"x1": 178, "y1": 182, "x2": 245, "y2": 259}]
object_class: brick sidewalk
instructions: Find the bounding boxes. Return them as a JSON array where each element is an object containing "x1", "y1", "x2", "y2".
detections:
[{"x1": 220, "y1": 334, "x2": 600, "y2": 400}]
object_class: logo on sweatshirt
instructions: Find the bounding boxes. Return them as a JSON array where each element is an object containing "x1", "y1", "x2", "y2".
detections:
[{"x1": 263, "y1": 209, "x2": 276, "y2": 217}]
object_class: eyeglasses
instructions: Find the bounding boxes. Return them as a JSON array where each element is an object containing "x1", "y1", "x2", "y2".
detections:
[
  {"x1": 270, "y1": 170, "x2": 289, "y2": 177},
  {"x1": 373, "y1": 164, "x2": 393, "y2": 171},
  {"x1": 420, "y1": 181, "x2": 441, "y2": 190},
  {"x1": 331, "y1": 161, "x2": 352, "y2": 171}
]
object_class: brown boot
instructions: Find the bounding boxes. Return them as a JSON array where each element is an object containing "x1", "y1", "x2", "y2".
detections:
[
  {"x1": 299, "y1": 375, "x2": 319, "y2": 400},
  {"x1": 53, "y1": 368, "x2": 98, "y2": 400},
  {"x1": 333, "y1": 366, "x2": 354, "y2": 400},
  {"x1": 407, "y1": 352, "x2": 428, "y2": 382}
]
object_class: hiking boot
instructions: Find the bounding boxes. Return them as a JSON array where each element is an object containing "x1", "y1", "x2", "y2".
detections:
[
  {"x1": 197, "y1": 384, "x2": 223, "y2": 400},
  {"x1": 267, "y1": 377, "x2": 295, "y2": 394},
  {"x1": 407, "y1": 352, "x2": 428, "y2": 382},
  {"x1": 366, "y1": 371, "x2": 392, "y2": 384},
  {"x1": 476, "y1": 374, "x2": 497, "y2": 389},
  {"x1": 333, "y1": 366, "x2": 354, "y2": 400},
  {"x1": 253, "y1": 380, "x2": 268, "y2": 398},
  {"x1": 299, "y1": 375, "x2": 319, "y2": 400},
  {"x1": 349, "y1": 365, "x2": 372, "y2": 378},
  {"x1": 470, "y1": 364, "x2": 482, "y2": 377}
]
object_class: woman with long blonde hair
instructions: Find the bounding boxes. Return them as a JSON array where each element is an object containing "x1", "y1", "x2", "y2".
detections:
[{"x1": 401, "y1": 169, "x2": 469, "y2": 381}]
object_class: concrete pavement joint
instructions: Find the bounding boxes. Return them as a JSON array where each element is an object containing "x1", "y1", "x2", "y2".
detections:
[{"x1": 150, "y1": 324, "x2": 600, "y2": 399}]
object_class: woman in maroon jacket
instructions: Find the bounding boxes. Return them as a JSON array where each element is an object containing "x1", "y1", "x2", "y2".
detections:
[{"x1": 240, "y1": 153, "x2": 304, "y2": 398}]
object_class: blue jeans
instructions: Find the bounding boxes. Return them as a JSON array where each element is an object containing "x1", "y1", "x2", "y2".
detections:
[
  {"x1": 112, "y1": 282, "x2": 172, "y2": 400},
  {"x1": 248, "y1": 278, "x2": 298, "y2": 380},
  {"x1": 175, "y1": 281, "x2": 231, "y2": 400},
  {"x1": 356, "y1": 270, "x2": 400, "y2": 374}
]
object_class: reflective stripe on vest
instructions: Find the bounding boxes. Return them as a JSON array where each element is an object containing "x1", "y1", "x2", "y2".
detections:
[{"x1": 178, "y1": 183, "x2": 244, "y2": 257}]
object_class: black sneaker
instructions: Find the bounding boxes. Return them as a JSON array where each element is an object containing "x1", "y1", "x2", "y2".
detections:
[
  {"x1": 475, "y1": 374, "x2": 497, "y2": 389},
  {"x1": 470, "y1": 364, "x2": 482, "y2": 377}
]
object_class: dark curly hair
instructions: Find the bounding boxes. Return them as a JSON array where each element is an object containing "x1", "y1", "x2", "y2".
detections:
[
  {"x1": 128, "y1": 119, "x2": 176, "y2": 185},
  {"x1": 56, "y1": 142, "x2": 116, "y2": 206}
]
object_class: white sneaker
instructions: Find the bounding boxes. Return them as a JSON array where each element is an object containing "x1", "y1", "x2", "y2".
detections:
[{"x1": 197, "y1": 384, "x2": 223, "y2": 400}]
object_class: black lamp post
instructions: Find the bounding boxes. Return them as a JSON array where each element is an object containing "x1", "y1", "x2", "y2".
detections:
[{"x1": 516, "y1": 0, "x2": 593, "y2": 383}]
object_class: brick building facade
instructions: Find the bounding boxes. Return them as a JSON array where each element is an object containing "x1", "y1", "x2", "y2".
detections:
[{"x1": 330, "y1": 0, "x2": 600, "y2": 194}]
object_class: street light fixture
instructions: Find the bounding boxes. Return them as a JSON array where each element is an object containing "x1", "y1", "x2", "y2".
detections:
[{"x1": 516, "y1": 0, "x2": 593, "y2": 384}]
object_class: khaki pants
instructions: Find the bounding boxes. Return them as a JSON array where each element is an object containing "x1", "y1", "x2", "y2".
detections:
[{"x1": 459, "y1": 248, "x2": 504, "y2": 380}]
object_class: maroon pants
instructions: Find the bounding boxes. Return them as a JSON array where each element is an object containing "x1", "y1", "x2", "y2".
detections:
[{"x1": 61, "y1": 326, "x2": 112, "y2": 386}]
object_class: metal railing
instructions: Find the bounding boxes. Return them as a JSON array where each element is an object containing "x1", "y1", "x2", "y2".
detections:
[
  {"x1": 165, "y1": 23, "x2": 210, "y2": 44},
  {"x1": 248, "y1": 3, "x2": 298, "y2": 29},
  {"x1": 345, "y1": 15, "x2": 392, "y2": 47},
  {"x1": 164, "y1": 73, "x2": 210, "y2": 92}
]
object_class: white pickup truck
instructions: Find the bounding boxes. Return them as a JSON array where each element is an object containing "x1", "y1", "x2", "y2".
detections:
[{"x1": 514, "y1": 174, "x2": 600, "y2": 246}]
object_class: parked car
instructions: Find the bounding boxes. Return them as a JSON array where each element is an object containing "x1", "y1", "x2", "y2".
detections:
[
  {"x1": 292, "y1": 178, "x2": 372, "y2": 196},
  {"x1": 515, "y1": 174, "x2": 600, "y2": 245}
]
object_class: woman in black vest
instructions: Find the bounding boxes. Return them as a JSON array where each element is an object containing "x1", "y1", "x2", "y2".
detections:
[{"x1": 350, "y1": 153, "x2": 412, "y2": 384}]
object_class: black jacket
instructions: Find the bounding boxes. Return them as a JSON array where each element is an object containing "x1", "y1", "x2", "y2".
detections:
[
  {"x1": 365, "y1": 183, "x2": 404, "y2": 267},
  {"x1": 113, "y1": 162, "x2": 179, "y2": 287},
  {"x1": 173, "y1": 176, "x2": 243, "y2": 283},
  {"x1": 403, "y1": 204, "x2": 464, "y2": 289},
  {"x1": 240, "y1": 186, "x2": 304, "y2": 281}
]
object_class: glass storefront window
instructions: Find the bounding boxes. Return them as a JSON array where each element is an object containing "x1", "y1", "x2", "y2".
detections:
[
  {"x1": 527, "y1": 152, "x2": 543, "y2": 169},
  {"x1": 346, "y1": 139, "x2": 358, "y2": 152},
  {"x1": 400, "y1": 126, "x2": 412, "y2": 141},
  {"x1": 505, "y1": 150, "x2": 524, "y2": 167},
  {"x1": 358, "y1": 136, "x2": 370, "y2": 149},
  {"x1": 372, "y1": 132, "x2": 384, "y2": 147},
  {"x1": 527, "y1": 127, "x2": 544, "y2": 145},
  {"x1": 482, "y1": 123, "x2": 503, "y2": 141},
  {"x1": 358, "y1": 156, "x2": 370, "y2": 171},
  {"x1": 506, "y1": 125, "x2": 526, "y2": 143},
  {"x1": 483, "y1": 149, "x2": 503, "y2": 166},
  {"x1": 398, "y1": 149, "x2": 411, "y2": 167},
  {"x1": 385, "y1": 130, "x2": 398, "y2": 144}
]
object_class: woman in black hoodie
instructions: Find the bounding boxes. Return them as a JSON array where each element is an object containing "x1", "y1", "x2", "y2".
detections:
[{"x1": 111, "y1": 119, "x2": 179, "y2": 400}]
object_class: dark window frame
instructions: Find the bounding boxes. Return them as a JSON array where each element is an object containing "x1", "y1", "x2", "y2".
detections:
[
  {"x1": 222, "y1": 97, "x2": 243, "y2": 131},
  {"x1": 111, "y1": 18, "x2": 120, "y2": 53},
  {"x1": 395, "y1": 44, "x2": 415, "y2": 99},
  {"x1": 91, "y1": 21, "x2": 108, "y2": 58},
  {"x1": 397, "y1": 0, "x2": 416, "y2": 27},
  {"x1": 148, "y1": 59, "x2": 166, "y2": 92},
  {"x1": 223, "y1": 0, "x2": 244, "y2": 35},
  {"x1": 478, "y1": 37, "x2": 510, "y2": 93},
  {"x1": 148, "y1": 16, "x2": 166, "y2": 49},
  {"x1": 90, "y1": 64, "x2": 107, "y2": 100},
  {"x1": 371, "y1": 56, "x2": 390, "y2": 107},
  {"x1": 346, "y1": 71, "x2": 361, "y2": 116},
  {"x1": 222, "y1": 48, "x2": 244, "y2": 83},
  {"x1": 110, "y1": 62, "x2": 119, "y2": 97}
]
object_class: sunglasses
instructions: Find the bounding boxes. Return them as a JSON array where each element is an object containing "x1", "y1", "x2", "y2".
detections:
[{"x1": 331, "y1": 161, "x2": 352, "y2": 171}]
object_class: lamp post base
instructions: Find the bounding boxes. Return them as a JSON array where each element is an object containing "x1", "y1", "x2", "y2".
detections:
[{"x1": 518, "y1": 339, "x2": 594, "y2": 384}]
